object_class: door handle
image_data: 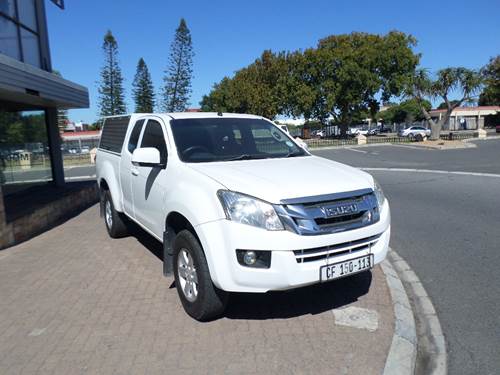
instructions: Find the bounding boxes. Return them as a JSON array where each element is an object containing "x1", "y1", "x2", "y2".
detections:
[{"x1": 131, "y1": 167, "x2": 139, "y2": 176}]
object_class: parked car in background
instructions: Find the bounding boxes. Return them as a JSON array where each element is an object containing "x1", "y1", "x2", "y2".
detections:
[
  {"x1": 81, "y1": 146, "x2": 90, "y2": 154},
  {"x1": 398, "y1": 126, "x2": 431, "y2": 138},
  {"x1": 367, "y1": 128, "x2": 379, "y2": 136},
  {"x1": 349, "y1": 127, "x2": 369, "y2": 137},
  {"x1": 496, "y1": 125, "x2": 500, "y2": 133},
  {"x1": 315, "y1": 130, "x2": 325, "y2": 138}
]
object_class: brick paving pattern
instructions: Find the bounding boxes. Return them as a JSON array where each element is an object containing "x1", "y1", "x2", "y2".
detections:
[{"x1": 0, "y1": 205, "x2": 393, "y2": 374}]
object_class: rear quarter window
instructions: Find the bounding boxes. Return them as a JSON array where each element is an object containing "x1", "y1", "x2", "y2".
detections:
[{"x1": 99, "y1": 116, "x2": 131, "y2": 153}]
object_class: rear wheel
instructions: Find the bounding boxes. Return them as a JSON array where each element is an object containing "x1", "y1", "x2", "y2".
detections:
[
  {"x1": 103, "y1": 190, "x2": 128, "y2": 238},
  {"x1": 173, "y1": 230, "x2": 228, "y2": 321}
]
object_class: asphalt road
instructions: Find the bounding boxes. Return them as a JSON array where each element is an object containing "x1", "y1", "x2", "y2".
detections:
[
  {"x1": 1, "y1": 164, "x2": 95, "y2": 184},
  {"x1": 313, "y1": 139, "x2": 500, "y2": 375}
]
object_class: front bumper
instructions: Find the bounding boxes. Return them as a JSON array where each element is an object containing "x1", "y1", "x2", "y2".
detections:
[{"x1": 195, "y1": 201, "x2": 391, "y2": 293}]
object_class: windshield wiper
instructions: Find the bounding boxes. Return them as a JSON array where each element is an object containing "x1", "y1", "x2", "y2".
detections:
[
  {"x1": 223, "y1": 154, "x2": 269, "y2": 161},
  {"x1": 286, "y1": 150, "x2": 305, "y2": 158}
]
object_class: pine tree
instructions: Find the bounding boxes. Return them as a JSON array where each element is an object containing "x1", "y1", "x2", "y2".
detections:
[
  {"x1": 162, "y1": 18, "x2": 194, "y2": 112},
  {"x1": 132, "y1": 58, "x2": 155, "y2": 112},
  {"x1": 98, "y1": 30, "x2": 127, "y2": 116}
]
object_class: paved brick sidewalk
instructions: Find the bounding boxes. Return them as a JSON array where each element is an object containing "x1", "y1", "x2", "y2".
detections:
[{"x1": 0, "y1": 205, "x2": 394, "y2": 374}]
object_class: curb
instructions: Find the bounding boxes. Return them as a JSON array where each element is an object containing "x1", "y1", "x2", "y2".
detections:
[
  {"x1": 381, "y1": 252, "x2": 417, "y2": 375},
  {"x1": 464, "y1": 135, "x2": 500, "y2": 142},
  {"x1": 381, "y1": 250, "x2": 447, "y2": 375}
]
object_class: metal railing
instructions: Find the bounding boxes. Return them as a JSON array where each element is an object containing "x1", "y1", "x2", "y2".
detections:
[{"x1": 305, "y1": 131, "x2": 481, "y2": 149}]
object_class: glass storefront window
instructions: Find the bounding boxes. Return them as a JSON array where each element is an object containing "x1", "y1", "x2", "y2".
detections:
[
  {"x1": 17, "y1": 0, "x2": 38, "y2": 31},
  {"x1": 0, "y1": 0, "x2": 41, "y2": 68},
  {"x1": 0, "y1": 16, "x2": 20, "y2": 60},
  {"x1": 20, "y1": 28, "x2": 39, "y2": 66},
  {"x1": 0, "y1": 110, "x2": 52, "y2": 196},
  {"x1": 0, "y1": 0, "x2": 16, "y2": 18}
]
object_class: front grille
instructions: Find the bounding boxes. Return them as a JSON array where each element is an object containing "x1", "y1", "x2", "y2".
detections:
[
  {"x1": 314, "y1": 212, "x2": 365, "y2": 226},
  {"x1": 293, "y1": 234, "x2": 381, "y2": 263},
  {"x1": 275, "y1": 188, "x2": 380, "y2": 236}
]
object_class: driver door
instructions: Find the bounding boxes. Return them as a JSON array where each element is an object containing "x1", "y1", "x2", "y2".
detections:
[{"x1": 130, "y1": 118, "x2": 169, "y2": 238}]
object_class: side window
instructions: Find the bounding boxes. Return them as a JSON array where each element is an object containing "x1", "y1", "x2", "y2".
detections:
[
  {"x1": 140, "y1": 119, "x2": 168, "y2": 164},
  {"x1": 127, "y1": 119, "x2": 145, "y2": 153}
]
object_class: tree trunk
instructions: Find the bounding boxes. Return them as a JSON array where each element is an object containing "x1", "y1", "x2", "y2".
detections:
[
  {"x1": 430, "y1": 121, "x2": 442, "y2": 140},
  {"x1": 339, "y1": 123, "x2": 348, "y2": 139}
]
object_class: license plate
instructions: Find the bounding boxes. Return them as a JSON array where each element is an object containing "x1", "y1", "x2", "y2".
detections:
[{"x1": 320, "y1": 254, "x2": 373, "y2": 282}]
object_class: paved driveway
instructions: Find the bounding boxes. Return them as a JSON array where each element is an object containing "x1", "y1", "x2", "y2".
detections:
[{"x1": 0, "y1": 205, "x2": 393, "y2": 375}]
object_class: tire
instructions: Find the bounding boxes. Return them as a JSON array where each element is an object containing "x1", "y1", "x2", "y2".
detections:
[
  {"x1": 103, "y1": 190, "x2": 128, "y2": 238},
  {"x1": 173, "y1": 230, "x2": 228, "y2": 321}
]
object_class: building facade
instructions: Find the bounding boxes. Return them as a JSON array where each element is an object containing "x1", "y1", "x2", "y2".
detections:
[
  {"x1": 429, "y1": 106, "x2": 500, "y2": 131},
  {"x1": 0, "y1": 0, "x2": 89, "y2": 245}
]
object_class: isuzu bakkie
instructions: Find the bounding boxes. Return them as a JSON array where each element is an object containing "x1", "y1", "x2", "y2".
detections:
[{"x1": 96, "y1": 113, "x2": 391, "y2": 321}]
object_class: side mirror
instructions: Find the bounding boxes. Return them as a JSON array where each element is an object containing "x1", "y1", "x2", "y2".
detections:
[{"x1": 132, "y1": 147, "x2": 165, "y2": 168}]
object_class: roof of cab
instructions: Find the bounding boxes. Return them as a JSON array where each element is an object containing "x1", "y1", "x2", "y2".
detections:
[
  {"x1": 166, "y1": 112, "x2": 263, "y2": 120},
  {"x1": 101, "y1": 112, "x2": 265, "y2": 122}
]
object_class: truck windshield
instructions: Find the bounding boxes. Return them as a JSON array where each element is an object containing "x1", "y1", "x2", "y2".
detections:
[{"x1": 170, "y1": 118, "x2": 307, "y2": 163}]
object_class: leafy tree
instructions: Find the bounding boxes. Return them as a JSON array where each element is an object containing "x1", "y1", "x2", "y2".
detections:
[
  {"x1": 132, "y1": 58, "x2": 155, "y2": 112},
  {"x1": 201, "y1": 31, "x2": 418, "y2": 134},
  {"x1": 479, "y1": 55, "x2": 500, "y2": 106},
  {"x1": 163, "y1": 18, "x2": 194, "y2": 112},
  {"x1": 201, "y1": 50, "x2": 289, "y2": 119},
  {"x1": 378, "y1": 99, "x2": 431, "y2": 124},
  {"x1": 284, "y1": 48, "x2": 334, "y2": 124},
  {"x1": 406, "y1": 68, "x2": 483, "y2": 139},
  {"x1": 436, "y1": 100, "x2": 460, "y2": 110},
  {"x1": 317, "y1": 31, "x2": 419, "y2": 136},
  {"x1": 98, "y1": 30, "x2": 127, "y2": 117}
]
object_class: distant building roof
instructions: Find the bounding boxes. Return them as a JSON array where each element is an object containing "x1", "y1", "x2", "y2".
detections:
[
  {"x1": 430, "y1": 106, "x2": 500, "y2": 115},
  {"x1": 185, "y1": 108, "x2": 201, "y2": 112},
  {"x1": 61, "y1": 130, "x2": 101, "y2": 140}
]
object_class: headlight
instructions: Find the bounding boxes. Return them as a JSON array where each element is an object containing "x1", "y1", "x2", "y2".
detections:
[
  {"x1": 217, "y1": 190, "x2": 284, "y2": 231},
  {"x1": 373, "y1": 180, "x2": 386, "y2": 208}
]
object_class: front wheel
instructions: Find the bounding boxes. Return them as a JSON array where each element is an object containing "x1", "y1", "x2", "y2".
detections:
[{"x1": 173, "y1": 230, "x2": 228, "y2": 321}]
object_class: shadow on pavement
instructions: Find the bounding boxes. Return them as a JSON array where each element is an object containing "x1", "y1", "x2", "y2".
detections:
[
  {"x1": 126, "y1": 220, "x2": 372, "y2": 320},
  {"x1": 127, "y1": 223, "x2": 163, "y2": 260},
  {"x1": 225, "y1": 271, "x2": 372, "y2": 320}
]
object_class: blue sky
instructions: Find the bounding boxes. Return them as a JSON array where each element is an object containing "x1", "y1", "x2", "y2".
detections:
[{"x1": 46, "y1": 0, "x2": 500, "y2": 123}]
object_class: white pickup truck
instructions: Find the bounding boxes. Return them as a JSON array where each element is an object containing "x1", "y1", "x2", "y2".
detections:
[{"x1": 96, "y1": 113, "x2": 390, "y2": 321}]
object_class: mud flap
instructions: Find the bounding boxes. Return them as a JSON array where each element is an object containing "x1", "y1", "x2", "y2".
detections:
[
  {"x1": 163, "y1": 229, "x2": 174, "y2": 277},
  {"x1": 99, "y1": 190, "x2": 105, "y2": 218}
]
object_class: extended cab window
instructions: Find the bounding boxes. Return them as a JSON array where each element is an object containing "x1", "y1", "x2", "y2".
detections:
[
  {"x1": 128, "y1": 119, "x2": 145, "y2": 153},
  {"x1": 140, "y1": 120, "x2": 168, "y2": 164},
  {"x1": 99, "y1": 115, "x2": 131, "y2": 153}
]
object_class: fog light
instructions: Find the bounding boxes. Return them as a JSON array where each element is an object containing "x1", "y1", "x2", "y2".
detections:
[
  {"x1": 243, "y1": 251, "x2": 257, "y2": 265},
  {"x1": 236, "y1": 250, "x2": 272, "y2": 268}
]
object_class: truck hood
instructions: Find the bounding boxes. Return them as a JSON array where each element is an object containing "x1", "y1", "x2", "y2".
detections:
[{"x1": 187, "y1": 155, "x2": 374, "y2": 204}]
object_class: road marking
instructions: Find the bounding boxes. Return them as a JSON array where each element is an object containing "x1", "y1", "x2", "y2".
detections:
[
  {"x1": 361, "y1": 168, "x2": 500, "y2": 178},
  {"x1": 28, "y1": 328, "x2": 47, "y2": 337},
  {"x1": 332, "y1": 306, "x2": 379, "y2": 332},
  {"x1": 346, "y1": 148, "x2": 368, "y2": 153},
  {"x1": 66, "y1": 175, "x2": 96, "y2": 180}
]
